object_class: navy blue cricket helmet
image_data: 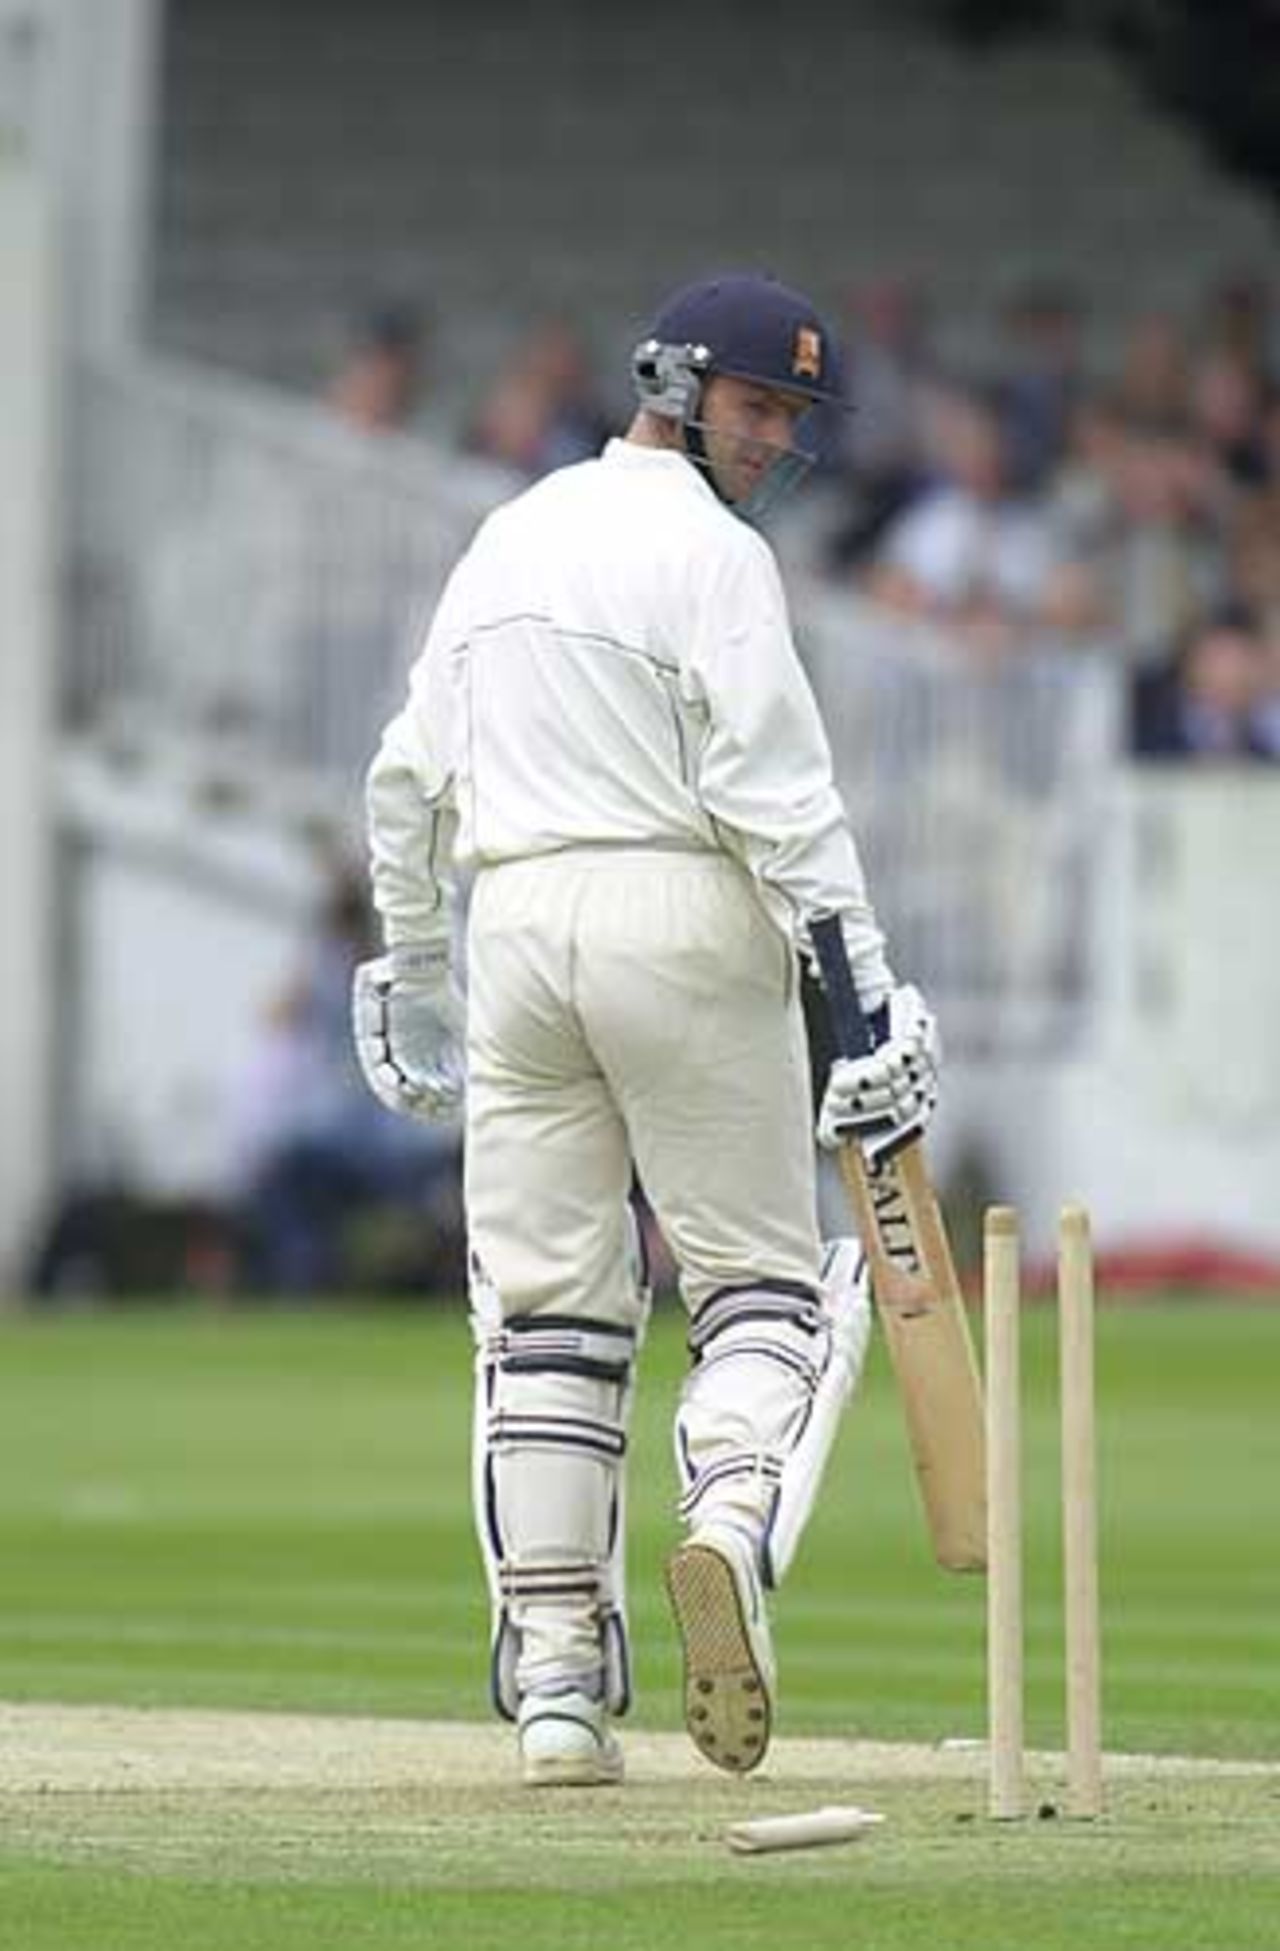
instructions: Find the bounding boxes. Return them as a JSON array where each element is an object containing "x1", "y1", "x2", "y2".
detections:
[
  {"x1": 634, "y1": 272, "x2": 845, "y2": 413},
  {"x1": 631, "y1": 271, "x2": 848, "y2": 514}
]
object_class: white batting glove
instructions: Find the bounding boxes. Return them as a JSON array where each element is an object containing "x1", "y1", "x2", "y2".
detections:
[
  {"x1": 352, "y1": 946, "x2": 465, "y2": 1123},
  {"x1": 817, "y1": 982, "x2": 940, "y2": 1160}
]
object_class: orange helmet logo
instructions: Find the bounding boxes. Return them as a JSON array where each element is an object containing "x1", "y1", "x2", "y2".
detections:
[{"x1": 792, "y1": 326, "x2": 823, "y2": 380}]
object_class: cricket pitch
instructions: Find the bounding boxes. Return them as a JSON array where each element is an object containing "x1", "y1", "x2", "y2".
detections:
[{"x1": 2, "y1": 1702, "x2": 1277, "y2": 1892}]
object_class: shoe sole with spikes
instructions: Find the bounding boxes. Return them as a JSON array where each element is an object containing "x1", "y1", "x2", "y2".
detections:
[{"x1": 666, "y1": 1536, "x2": 772, "y2": 1774}]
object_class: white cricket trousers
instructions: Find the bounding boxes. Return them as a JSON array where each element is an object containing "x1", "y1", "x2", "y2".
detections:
[{"x1": 465, "y1": 847, "x2": 823, "y2": 1322}]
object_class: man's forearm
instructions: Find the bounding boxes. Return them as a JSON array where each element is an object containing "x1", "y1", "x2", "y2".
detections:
[{"x1": 366, "y1": 722, "x2": 458, "y2": 954}]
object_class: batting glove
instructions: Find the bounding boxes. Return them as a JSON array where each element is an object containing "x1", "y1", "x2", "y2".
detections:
[
  {"x1": 817, "y1": 982, "x2": 940, "y2": 1160},
  {"x1": 352, "y1": 946, "x2": 465, "y2": 1123}
]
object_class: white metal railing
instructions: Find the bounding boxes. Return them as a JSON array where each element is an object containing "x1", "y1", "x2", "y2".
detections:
[
  {"x1": 64, "y1": 356, "x2": 515, "y2": 805},
  {"x1": 64, "y1": 356, "x2": 1124, "y2": 1058},
  {"x1": 801, "y1": 596, "x2": 1123, "y2": 1058}
]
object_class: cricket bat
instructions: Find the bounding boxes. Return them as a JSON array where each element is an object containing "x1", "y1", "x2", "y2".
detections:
[{"x1": 811, "y1": 913, "x2": 986, "y2": 1573}]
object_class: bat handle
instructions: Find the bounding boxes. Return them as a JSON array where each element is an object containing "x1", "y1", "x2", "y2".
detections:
[
  {"x1": 809, "y1": 912, "x2": 875, "y2": 1060},
  {"x1": 811, "y1": 912, "x2": 920, "y2": 1163}
]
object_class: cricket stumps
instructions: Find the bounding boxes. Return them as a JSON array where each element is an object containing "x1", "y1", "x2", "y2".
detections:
[{"x1": 983, "y1": 1202, "x2": 1103, "y2": 1821}]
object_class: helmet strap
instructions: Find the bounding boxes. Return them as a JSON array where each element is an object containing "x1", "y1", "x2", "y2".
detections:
[{"x1": 681, "y1": 414, "x2": 734, "y2": 509}]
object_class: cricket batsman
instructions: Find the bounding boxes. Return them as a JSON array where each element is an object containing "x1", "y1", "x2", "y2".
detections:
[{"x1": 354, "y1": 272, "x2": 940, "y2": 1785}]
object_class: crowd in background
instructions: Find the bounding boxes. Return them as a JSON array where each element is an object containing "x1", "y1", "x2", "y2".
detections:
[
  {"x1": 289, "y1": 267, "x2": 1279, "y2": 1292},
  {"x1": 38, "y1": 265, "x2": 1278, "y2": 1303},
  {"x1": 324, "y1": 268, "x2": 1280, "y2": 765},
  {"x1": 821, "y1": 270, "x2": 1280, "y2": 762}
]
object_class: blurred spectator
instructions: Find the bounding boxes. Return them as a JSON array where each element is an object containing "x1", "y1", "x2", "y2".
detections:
[
  {"x1": 1066, "y1": 419, "x2": 1228, "y2": 660},
  {"x1": 846, "y1": 277, "x2": 933, "y2": 468},
  {"x1": 995, "y1": 280, "x2": 1085, "y2": 490},
  {"x1": 1200, "y1": 271, "x2": 1276, "y2": 382},
  {"x1": 228, "y1": 862, "x2": 461, "y2": 1294},
  {"x1": 1189, "y1": 346, "x2": 1271, "y2": 488},
  {"x1": 1131, "y1": 602, "x2": 1275, "y2": 760},
  {"x1": 1113, "y1": 313, "x2": 1191, "y2": 429},
  {"x1": 862, "y1": 379, "x2": 1098, "y2": 645},
  {"x1": 1226, "y1": 485, "x2": 1280, "y2": 623},
  {"x1": 826, "y1": 276, "x2": 935, "y2": 566},
  {"x1": 465, "y1": 317, "x2": 613, "y2": 477},
  {"x1": 325, "y1": 302, "x2": 427, "y2": 434},
  {"x1": 1048, "y1": 389, "x2": 1131, "y2": 558}
]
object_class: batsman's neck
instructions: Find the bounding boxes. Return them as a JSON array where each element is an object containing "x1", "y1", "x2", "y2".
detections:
[{"x1": 626, "y1": 410, "x2": 684, "y2": 451}]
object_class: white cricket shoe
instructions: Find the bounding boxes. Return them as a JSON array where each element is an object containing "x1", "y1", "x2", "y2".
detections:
[
  {"x1": 665, "y1": 1523, "x2": 775, "y2": 1774},
  {"x1": 518, "y1": 1690, "x2": 624, "y2": 1788}
]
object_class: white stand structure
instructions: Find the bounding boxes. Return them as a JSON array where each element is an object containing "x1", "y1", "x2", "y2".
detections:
[{"x1": 0, "y1": 158, "x2": 57, "y2": 1289}]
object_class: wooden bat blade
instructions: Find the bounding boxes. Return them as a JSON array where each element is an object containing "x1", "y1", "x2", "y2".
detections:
[{"x1": 836, "y1": 1137, "x2": 987, "y2": 1572}]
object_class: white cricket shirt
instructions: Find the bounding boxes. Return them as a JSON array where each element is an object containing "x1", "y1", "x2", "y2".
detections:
[{"x1": 366, "y1": 437, "x2": 892, "y2": 1003}]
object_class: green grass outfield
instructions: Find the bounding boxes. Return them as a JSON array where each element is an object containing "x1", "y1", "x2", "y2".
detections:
[{"x1": 0, "y1": 1299, "x2": 1277, "y2": 1949}]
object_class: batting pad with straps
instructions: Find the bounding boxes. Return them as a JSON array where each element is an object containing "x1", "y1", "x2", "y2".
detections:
[
  {"x1": 471, "y1": 1287, "x2": 645, "y2": 1721},
  {"x1": 674, "y1": 1238, "x2": 871, "y2": 1588}
]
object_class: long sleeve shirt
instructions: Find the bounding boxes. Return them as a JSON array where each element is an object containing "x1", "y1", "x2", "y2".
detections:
[{"x1": 366, "y1": 436, "x2": 893, "y2": 1005}]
